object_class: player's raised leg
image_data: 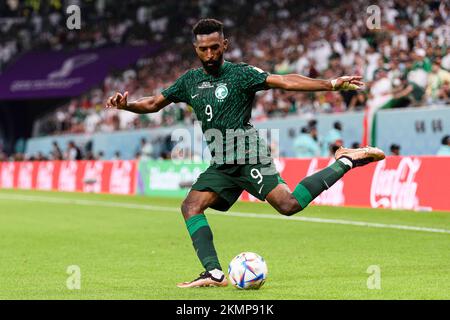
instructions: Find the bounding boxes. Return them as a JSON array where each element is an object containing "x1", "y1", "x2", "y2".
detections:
[
  {"x1": 266, "y1": 146, "x2": 385, "y2": 215},
  {"x1": 177, "y1": 190, "x2": 228, "y2": 288}
]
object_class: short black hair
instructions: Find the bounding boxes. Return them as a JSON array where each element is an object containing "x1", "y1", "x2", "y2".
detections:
[
  {"x1": 192, "y1": 18, "x2": 224, "y2": 41},
  {"x1": 442, "y1": 135, "x2": 450, "y2": 145},
  {"x1": 307, "y1": 119, "x2": 317, "y2": 129},
  {"x1": 333, "y1": 121, "x2": 342, "y2": 130},
  {"x1": 351, "y1": 142, "x2": 360, "y2": 149}
]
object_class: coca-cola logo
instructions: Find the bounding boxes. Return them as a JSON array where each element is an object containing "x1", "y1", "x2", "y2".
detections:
[
  {"x1": 58, "y1": 161, "x2": 78, "y2": 192},
  {"x1": 370, "y1": 158, "x2": 421, "y2": 210},
  {"x1": 83, "y1": 161, "x2": 104, "y2": 193},
  {"x1": 110, "y1": 161, "x2": 133, "y2": 194},
  {"x1": 0, "y1": 162, "x2": 15, "y2": 188},
  {"x1": 307, "y1": 159, "x2": 345, "y2": 206},
  {"x1": 37, "y1": 162, "x2": 54, "y2": 190},
  {"x1": 18, "y1": 162, "x2": 34, "y2": 189}
]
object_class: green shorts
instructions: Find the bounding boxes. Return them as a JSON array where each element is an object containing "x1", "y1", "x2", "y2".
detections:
[{"x1": 191, "y1": 161, "x2": 286, "y2": 211}]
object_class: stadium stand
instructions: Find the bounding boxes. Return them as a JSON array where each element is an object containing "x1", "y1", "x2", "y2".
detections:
[{"x1": 0, "y1": 0, "x2": 449, "y2": 160}]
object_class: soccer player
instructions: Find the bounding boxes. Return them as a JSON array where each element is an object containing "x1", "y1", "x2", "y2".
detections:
[{"x1": 106, "y1": 18, "x2": 385, "y2": 288}]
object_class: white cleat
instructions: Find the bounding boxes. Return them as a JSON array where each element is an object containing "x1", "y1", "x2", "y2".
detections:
[
  {"x1": 335, "y1": 146, "x2": 385, "y2": 168},
  {"x1": 177, "y1": 271, "x2": 228, "y2": 288}
]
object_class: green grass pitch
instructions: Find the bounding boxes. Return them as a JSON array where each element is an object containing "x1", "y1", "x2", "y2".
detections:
[{"x1": 0, "y1": 189, "x2": 448, "y2": 300}]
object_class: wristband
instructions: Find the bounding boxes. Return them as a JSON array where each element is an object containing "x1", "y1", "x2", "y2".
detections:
[
  {"x1": 331, "y1": 79, "x2": 338, "y2": 90},
  {"x1": 331, "y1": 78, "x2": 360, "y2": 91}
]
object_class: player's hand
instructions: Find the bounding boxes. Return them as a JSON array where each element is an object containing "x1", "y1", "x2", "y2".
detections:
[
  {"x1": 105, "y1": 91, "x2": 128, "y2": 109},
  {"x1": 331, "y1": 76, "x2": 364, "y2": 91}
]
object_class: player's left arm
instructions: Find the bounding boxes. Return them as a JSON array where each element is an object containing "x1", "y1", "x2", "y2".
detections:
[{"x1": 266, "y1": 74, "x2": 364, "y2": 91}]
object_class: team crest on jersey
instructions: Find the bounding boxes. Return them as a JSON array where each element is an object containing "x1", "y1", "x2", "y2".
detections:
[{"x1": 215, "y1": 84, "x2": 228, "y2": 101}]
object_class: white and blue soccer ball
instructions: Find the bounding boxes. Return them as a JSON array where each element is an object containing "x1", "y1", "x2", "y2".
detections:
[{"x1": 228, "y1": 252, "x2": 268, "y2": 290}]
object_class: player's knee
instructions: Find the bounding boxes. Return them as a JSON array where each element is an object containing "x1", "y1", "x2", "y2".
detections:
[
  {"x1": 278, "y1": 200, "x2": 302, "y2": 216},
  {"x1": 181, "y1": 200, "x2": 204, "y2": 217}
]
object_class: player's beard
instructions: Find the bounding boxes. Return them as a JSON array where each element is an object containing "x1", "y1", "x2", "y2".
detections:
[{"x1": 202, "y1": 54, "x2": 223, "y2": 75}]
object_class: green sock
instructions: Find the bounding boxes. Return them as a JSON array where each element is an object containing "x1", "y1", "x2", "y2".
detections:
[
  {"x1": 292, "y1": 160, "x2": 351, "y2": 209},
  {"x1": 185, "y1": 214, "x2": 222, "y2": 271}
]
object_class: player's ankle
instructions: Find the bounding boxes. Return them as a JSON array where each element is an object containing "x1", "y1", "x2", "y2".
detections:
[
  {"x1": 209, "y1": 268, "x2": 224, "y2": 279},
  {"x1": 338, "y1": 157, "x2": 353, "y2": 169}
]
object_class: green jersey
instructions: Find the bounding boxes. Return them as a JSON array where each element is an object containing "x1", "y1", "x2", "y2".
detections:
[{"x1": 161, "y1": 60, "x2": 271, "y2": 166}]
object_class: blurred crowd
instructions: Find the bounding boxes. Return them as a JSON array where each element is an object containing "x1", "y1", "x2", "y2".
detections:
[
  {"x1": 2, "y1": 121, "x2": 449, "y2": 162},
  {"x1": 0, "y1": 0, "x2": 184, "y2": 70},
  {"x1": 0, "y1": 134, "x2": 175, "y2": 162},
  {"x1": 0, "y1": 0, "x2": 449, "y2": 157}
]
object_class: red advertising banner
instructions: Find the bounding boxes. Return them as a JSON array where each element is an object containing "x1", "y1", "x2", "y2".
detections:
[
  {"x1": 240, "y1": 156, "x2": 450, "y2": 212},
  {"x1": 0, "y1": 160, "x2": 137, "y2": 195},
  {"x1": 1, "y1": 157, "x2": 449, "y2": 211}
]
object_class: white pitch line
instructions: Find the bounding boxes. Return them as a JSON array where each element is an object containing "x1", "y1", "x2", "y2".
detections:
[{"x1": 0, "y1": 193, "x2": 449, "y2": 235}]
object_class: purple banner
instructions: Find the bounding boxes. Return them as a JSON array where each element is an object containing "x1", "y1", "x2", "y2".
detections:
[{"x1": 0, "y1": 45, "x2": 159, "y2": 100}]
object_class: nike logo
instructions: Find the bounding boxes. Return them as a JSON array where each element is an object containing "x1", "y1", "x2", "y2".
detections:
[
  {"x1": 191, "y1": 94, "x2": 199, "y2": 99},
  {"x1": 258, "y1": 184, "x2": 264, "y2": 194}
]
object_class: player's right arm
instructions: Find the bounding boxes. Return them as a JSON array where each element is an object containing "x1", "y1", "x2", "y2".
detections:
[
  {"x1": 106, "y1": 70, "x2": 190, "y2": 113},
  {"x1": 105, "y1": 91, "x2": 170, "y2": 114}
]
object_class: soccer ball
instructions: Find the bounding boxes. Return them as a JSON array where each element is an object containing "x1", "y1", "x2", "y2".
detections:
[{"x1": 228, "y1": 252, "x2": 268, "y2": 289}]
